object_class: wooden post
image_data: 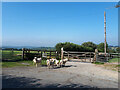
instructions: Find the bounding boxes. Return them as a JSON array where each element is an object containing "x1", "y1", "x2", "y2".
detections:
[
  {"x1": 12, "y1": 48, "x2": 13, "y2": 53},
  {"x1": 11, "y1": 48, "x2": 14, "y2": 57},
  {"x1": 55, "y1": 51, "x2": 57, "y2": 59},
  {"x1": 104, "y1": 11, "x2": 107, "y2": 57},
  {"x1": 85, "y1": 53, "x2": 86, "y2": 62},
  {"x1": 22, "y1": 48, "x2": 25, "y2": 60},
  {"x1": 61, "y1": 47, "x2": 63, "y2": 60},
  {"x1": 68, "y1": 52, "x2": 70, "y2": 61},
  {"x1": 63, "y1": 52, "x2": 64, "y2": 59},
  {"x1": 90, "y1": 53, "x2": 91, "y2": 62},
  {"x1": 28, "y1": 49, "x2": 30, "y2": 53},
  {"x1": 50, "y1": 51, "x2": 51, "y2": 58},
  {"x1": 41, "y1": 51, "x2": 42, "y2": 58},
  {"x1": 94, "y1": 49, "x2": 98, "y2": 62}
]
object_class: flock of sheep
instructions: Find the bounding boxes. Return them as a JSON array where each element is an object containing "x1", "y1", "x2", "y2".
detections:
[{"x1": 33, "y1": 57, "x2": 68, "y2": 69}]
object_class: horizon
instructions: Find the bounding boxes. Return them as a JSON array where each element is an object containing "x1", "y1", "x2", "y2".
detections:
[{"x1": 2, "y1": 2, "x2": 118, "y2": 47}]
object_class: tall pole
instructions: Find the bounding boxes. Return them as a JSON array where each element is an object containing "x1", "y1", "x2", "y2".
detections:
[{"x1": 104, "y1": 11, "x2": 106, "y2": 56}]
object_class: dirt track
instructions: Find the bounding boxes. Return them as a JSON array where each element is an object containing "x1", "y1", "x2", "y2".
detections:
[{"x1": 2, "y1": 60, "x2": 118, "y2": 88}]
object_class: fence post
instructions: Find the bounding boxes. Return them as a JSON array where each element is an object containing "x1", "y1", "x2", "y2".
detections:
[
  {"x1": 41, "y1": 51, "x2": 42, "y2": 58},
  {"x1": 85, "y1": 53, "x2": 86, "y2": 62},
  {"x1": 28, "y1": 49, "x2": 30, "y2": 53},
  {"x1": 61, "y1": 47, "x2": 64, "y2": 60},
  {"x1": 94, "y1": 49, "x2": 98, "y2": 63},
  {"x1": 50, "y1": 51, "x2": 51, "y2": 58},
  {"x1": 90, "y1": 53, "x2": 91, "y2": 62},
  {"x1": 22, "y1": 48, "x2": 25, "y2": 60},
  {"x1": 68, "y1": 51, "x2": 70, "y2": 61},
  {"x1": 12, "y1": 48, "x2": 14, "y2": 53},
  {"x1": 38, "y1": 50, "x2": 39, "y2": 54},
  {"x1": 55, "y1": 51, "x2": 57, "y2": 59}
]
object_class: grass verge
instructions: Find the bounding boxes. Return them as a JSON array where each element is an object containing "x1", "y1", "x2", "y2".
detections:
[
  {"x1": 1, "y1": 60, "x2": 48, "y2": 68},
  {"x1": 108, "y1": 58, "x2": 119, "y2": 63}
]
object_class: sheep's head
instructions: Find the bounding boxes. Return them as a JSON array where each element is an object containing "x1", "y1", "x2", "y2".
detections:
[{"x1": 34, "y1": 57, "x2": 37, "y2": 59}]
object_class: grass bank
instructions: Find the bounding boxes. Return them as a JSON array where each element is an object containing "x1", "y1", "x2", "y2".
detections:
[{"x1": 1, "y1": 60, "x2": 47, "y2": 68}]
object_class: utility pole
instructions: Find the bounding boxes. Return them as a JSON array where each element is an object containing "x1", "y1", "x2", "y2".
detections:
[{"x1": 104, "y1": 11, "x2": 106, "y2": 56}]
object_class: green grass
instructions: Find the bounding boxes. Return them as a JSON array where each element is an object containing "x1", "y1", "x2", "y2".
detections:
[
  {"x1": 1, "y1": 50, "x2": 60, "y2": 68},
  {"x1": 116, "y1": 65, "x2": 120, "y2": 67},
  {"x1": 1, "y1": 60, "x2": 48, "y2": 68},
  {"x1": 2, "y1": 50, "x2": 22, "y2": 60},
  {"x1": 2, "y1": 60, "x2": 32, "y2": 68},
  {"x1": 108, "y1": 58, "x2": 119, "y2": 63},
  {"x1": 1, "y1": 59, "x2": 62, "y2": 68}
]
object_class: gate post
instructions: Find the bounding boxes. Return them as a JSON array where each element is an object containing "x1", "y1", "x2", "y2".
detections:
[
  {"x1": 61, "y1": 47, "x2": 64, "y2": 60},
  {"x1": 22, "y1": 48, "x2": 25, "y2": 60},
  {"x1": 50, "y1": 51, "x2": 51, "y2": 59},
  {"x1": 55, "y1": 51, "x2": 57, "y2": 59},
  {"x1": 94, "y1": 49, "x2": 98, "y2": 62},
  {"x1": 90, "y1": 52, "x2": 91, "y2": 62},
  {"x1": 68, "y1": 51, "x2": 70, "y2": 61}
]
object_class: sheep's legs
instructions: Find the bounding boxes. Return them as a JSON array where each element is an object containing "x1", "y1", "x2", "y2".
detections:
[{"x1": 36, "y1": 64, "x2": 37, "y2": 67}]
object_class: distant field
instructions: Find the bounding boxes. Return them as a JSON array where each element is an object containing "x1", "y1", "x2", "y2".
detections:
[{"x1": 2, "y1": 50, "x2": 22, "y2": 60}]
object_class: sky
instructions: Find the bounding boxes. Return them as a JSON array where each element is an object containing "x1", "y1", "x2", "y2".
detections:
[{"x1": 2, "y1": 2, "x2": 118, "y2": 47}]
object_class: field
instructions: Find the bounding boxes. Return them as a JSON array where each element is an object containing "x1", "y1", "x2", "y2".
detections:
[
  {"x1": 2, "y1": 50, "x2": 22, "y2": 61},
  {"x1": 1, "y1": 50, "x2": 59, "y2": 68},
  {"x1": 1, "y1": 50, "x2": 119, "y2": 69}
]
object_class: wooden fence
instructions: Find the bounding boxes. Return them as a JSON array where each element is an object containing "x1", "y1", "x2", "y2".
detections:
[
  {"x1": 21, "y1": 48, "x2": 119, "y2": 62},
  {"x1": 22, "y1": 48, "x2": 60, "y2": 60}
]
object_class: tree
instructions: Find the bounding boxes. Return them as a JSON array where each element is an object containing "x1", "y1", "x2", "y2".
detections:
[
  {"x1": 116, "y1": 47, "x2": 120, "y2": 53},
  {"x1": 55, "y1": 43, "x2": 64, "y2": 53},
  {"x1": 55, "y1": 42, "x2": 96, "y2": 52},
  {"x1": 97, "y1": 42, "x2": 108, "y2": 52},
  {"x1": 81, "y1": 42, "x2": 97, "y2": 52},
  {"x1": 108, "y1": 49, "x2": 116, "y2": 53}
]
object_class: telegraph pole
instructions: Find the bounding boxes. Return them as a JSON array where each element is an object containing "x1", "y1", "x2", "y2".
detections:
[{"x1": 104, "y1": 11, "x2": 106, "y2": 56}]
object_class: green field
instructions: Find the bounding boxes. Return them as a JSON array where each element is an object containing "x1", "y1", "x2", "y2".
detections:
[
  {"x1": 2, "y1": 50, "x2": 22, "y2": 60},
  {"x1": 1, "y1": 50, "x2": 60, "y2": 68},
  {"x1": 1, "y1": 60, "x2": 47, "y2": 68}
]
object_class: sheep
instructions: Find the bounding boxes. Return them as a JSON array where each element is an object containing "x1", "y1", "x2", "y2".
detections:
[
  {"x1": 46, "y1": 59, "x2": 50, "y2": 69},
  {"x1": 46, "y1": 59, "x2": 55, "y2": 69},
  {"x1": 54, "y1": 59, "x2": 60, "y2": 67},
  {"x1": 33, "y1": 57, "x2": 42, "y2": 67},
  {"x1": 60, "y1": 58, "x2": 68, "y2": 67}
]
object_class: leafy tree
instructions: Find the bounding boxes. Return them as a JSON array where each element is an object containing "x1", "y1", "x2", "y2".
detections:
[
  {"x1": 116, "y1": 47, "x2": 120, "y2": 53},
  {"x1": 81, "y1": 42, "x2": 97, "y2": 52},
  {"x1": 55, "y1": 43, "x2": 64, "y2": 53},
  {"x1": 97, "y1": 42, "x2": 108, "y2": 52},
  {"x1": 108, "y1": 49, "x2": 116, "y2": 53},
  {"x1": 55, "y1": 42, "x2": 96, "y2": 52}
]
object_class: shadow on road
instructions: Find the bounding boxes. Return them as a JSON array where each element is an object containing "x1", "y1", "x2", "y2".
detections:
[
  {"x1": 2, "y1": 75, "x2": 96, "y2": 88},
  {"x1": 2, "y1": 75, "x2": 42, "y2": 88}
]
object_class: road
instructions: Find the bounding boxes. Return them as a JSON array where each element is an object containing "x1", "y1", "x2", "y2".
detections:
[{"x1": 2, "y1": 60, "x2": 118, "y2": 88}]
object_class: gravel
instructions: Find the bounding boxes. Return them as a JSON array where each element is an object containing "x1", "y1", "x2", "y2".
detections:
[{"x1": 2, "y1": 60, "x2": 118, "y2": 88}]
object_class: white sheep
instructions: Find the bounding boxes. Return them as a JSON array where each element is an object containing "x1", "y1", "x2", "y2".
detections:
[
  {"x1": 33, "y1": 57, "x2": 42, "y2": 67},
  {"x1": 54, "y1": 59, "x2": 60, "y2": 67},
  {"x1": 60, "y1": 58, "x2": 68, "y2": 67},
  {"x1": 46, "y1": 59, "x2": 55, "y2": 69}
]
